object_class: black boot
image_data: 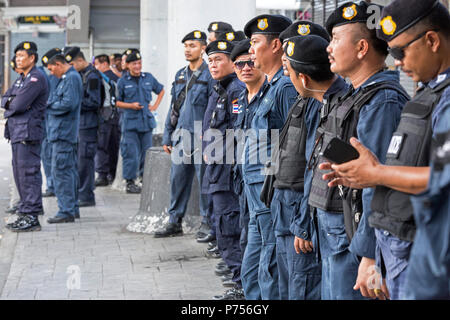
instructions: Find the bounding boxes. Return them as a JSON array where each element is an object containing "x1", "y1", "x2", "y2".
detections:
[
  {"x1": 9, "y1": 215, "x2": 41, "y2": 233},
  {"x1": 154, "y1": 222, "x2": 183, "y2": 238},
  {"x1": 95, "y1": 175, "x2": 109, "y2": 187},
  {"x1": 126, "y1": 180, "x2": 141, "y2": 194}
]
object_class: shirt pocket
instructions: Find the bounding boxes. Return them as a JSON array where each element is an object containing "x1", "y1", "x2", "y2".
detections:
[{"x1": 124, "y1": 85, "x2": 138, "y2": 101}]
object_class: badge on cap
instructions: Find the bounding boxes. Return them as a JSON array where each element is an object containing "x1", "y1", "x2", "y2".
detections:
[
  {"x1": 65, "y1": 55, "x2": 72, "y2": 62},
  {"x1": 298, "y1": 24, "x2": 311, "y2": 36},
  {"x1": 226, "y1": 32, "x2": 235, "y2": 41},
  {"x1": 218, "y1": 42, "x2": 228, "y2": 50},
  {"x1": 257, "y1": 18, "x2": 269, "y2": 31},
  {"x1": 343, "y1": 4, "x2": 357, "y2": 20},
  {"x1": 10, "y1": 61, "x2": 15, "y2": 68},
  {"x1": 380, "y1": 16, "x2": 397, "y2": 36},
  {"x1": 136, "y1": 53, "x2": 141, "y2": 59},
  {"x1": 287, "y1": 41, "x2": 295, "y2": 57},
  {"x1": 194, "y1": 31, "x2": 202, "y2": 39},
  {"x1": 23, "y1": 42, "x2": 31, "y2": 50},
  {"x1": 42, "y1": 56, "x2": 48, "y2": 64},
  {"x1": 127, "y1": 50, "x2": 132, "y2": 55},
  {"x1": 212, "y1": 23, "x2": 218, "y2": 31}
]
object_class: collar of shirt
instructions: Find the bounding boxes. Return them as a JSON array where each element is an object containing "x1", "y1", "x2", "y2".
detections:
[
  {"x1": 427, "y1": 67, "x2": 450, "y2": 90},
  {"x1": 217, "y1": 72, "x2": 238, "y2": 89},
  {"x1": 323, "y1": 76, "x2": 348, "y2": 103},
  {"x1": 268, "y1": 66, "x2": 285, "y2": 86},
  {"x1": 353, "y1": 68, "x2": 399, "y2": 93},
  {"x1": 126, "y1": 72, "x2": 146, "y2": 81}
]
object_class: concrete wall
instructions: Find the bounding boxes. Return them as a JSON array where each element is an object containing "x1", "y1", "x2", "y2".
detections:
[{"x1": 141, "y1": 0, "x2": 256, "y2": 134}]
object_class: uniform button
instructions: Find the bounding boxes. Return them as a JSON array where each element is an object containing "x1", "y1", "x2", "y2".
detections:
[
  {"x1": 302, "y1": 232, "x2": 308, "y2": 238},
  {"x1": 383, "y1": 231, "x2": 389, "y2": 236}
]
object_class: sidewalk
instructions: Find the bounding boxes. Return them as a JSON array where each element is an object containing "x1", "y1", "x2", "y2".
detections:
[{"x1": 0, "y1": 180, "x2": 224, "y2": 300}]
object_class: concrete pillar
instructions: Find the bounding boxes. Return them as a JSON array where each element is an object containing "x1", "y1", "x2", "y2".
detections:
[{"x1": 140, "y1": 0, "x2": 256, "y2": 134}]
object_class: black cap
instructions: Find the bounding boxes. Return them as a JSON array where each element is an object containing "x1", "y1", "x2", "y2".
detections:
[
  {"x1": 377, "y1": 0, "x2": 442, "y2": 42},
  {"x1": 122, "y1": 48, "x2": 140, "y2": 57},
  {"x1": 279, "y1": 20, "x2": 330, "y2": 43},
  {"x1": 14, "y1": 41, "x2": 38, "y2": 54},
  {"x1": 112, "y1": 53, "x2": 122, "y2": 60},
  {"x1": 10, "y1": 56, "x2": 16, "y2": 70},
  {"x1": 230, "y1": 39, "x2": 251, "y2": 62},
  {"x1": 208, "y1": 21, "x2": 234, "y2": 33},
  {"x1": 63, "y1": 46, "x2": 81, "y2": 62},
  {"x1": 42, "y1": 48, "x2": 62, "y2": 67},
  {"x1": 206, "y1": 40, "x2": 234, "y2": 56},
  {"x1": 325, "y1": 1, "x2": 383, "y2": 35},
  {"x1": 285, "y1": 35, "x2": 330, "y2": 67},
  {"x1": 244, "y1": 14, "x2": 292, "y2": 38},
  {"x1": 217, "y1": 31, "x2": 246, "y2": 43},
  {"x1": 182, "y1": 30, "x2": 207, "y2": 43},
  {"x1": 126, "y1": 51, "x2": 142, "y2": 63}
]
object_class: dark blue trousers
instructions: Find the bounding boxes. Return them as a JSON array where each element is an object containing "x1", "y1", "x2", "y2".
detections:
[
  {"x1": 78, "y1": 128, "x2": 98, "y2": 203},
  {"x1": 95, "y1": 121, "x2": 120, "y2": 179},
  {"x1": 120, "y1": 129, "x2": 153, "y2": 180},
  {"x1": 12, "y1": 142, "x2": 43, "y2": 215}
]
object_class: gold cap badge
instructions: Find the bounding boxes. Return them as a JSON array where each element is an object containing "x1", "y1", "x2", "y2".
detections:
[
  {"x1": 257, "y1": 18, "x2": 269, "y2": 31},
  {"x1": 287, "y1": 42, "x2": 295, "y2": 57},
  {"x1": 298, "y1": 24, "x2": 311, "y2": 36},
  {"x1": 218, "y1": 42, "x2": 227, "y2": 50},
  {"x1": 343, "y1": 4, "x2": 357, "y2": 20},
  {"x1": 226, "y1": 32, "x2": 235, "y2": 41},
  {"x1": 380, "y1": 16, "x2": 397, "y2": 36}
]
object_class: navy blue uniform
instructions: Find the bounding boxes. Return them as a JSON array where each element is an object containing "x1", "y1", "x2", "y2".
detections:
[
  {"x1": 162, "y1": 62, "x2": 212, "y2": 225},
  {"x1": 95, "y1": 69, "x2": 121, "y2": 182},
  {"x1": 202, "y1": 73, "x2": 245, "y2": 287},
  {"x1": 240, "y1": 67, "x2": 297, "y2": 300},
  {"x1": 78, "y1": 64, "x2": 103, "y2": 203},
  {"x1": 47, "y1": 66, "x2": 82, "y2": 218},
  {"x1": 117, "y1": 72, "x2": 164, "y2": 180},
  {"x1": 2, "y1": 66, "x2": 49, "y2": 215}
]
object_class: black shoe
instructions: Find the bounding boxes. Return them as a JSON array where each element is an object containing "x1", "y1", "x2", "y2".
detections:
[
  {"x1": 9, "y1": 216, "x2": 41, "y2": 233},
  {"x1": 78, "y1": 200, "x2": 96, "y2": 207},
  {"x1": 208, "y1": 240, "x2": 217, "y2": 250},
  {"x1": 197, "y1": 233, "x2": 215, "y2": 243},
  {"x1": 213, "y1": 287, "x2": 245, "y2": 300},
  {"x1": 221, "y1": 274, "x2": 233, "y2": 282},
  {"x1": 47, "y1": 215, "x2": 75, "y2": 224},
  {"x1": 215, "y1": 267, "x2": 232, "y2": 276},
  {"x1": 42, "y1": 190, "x2": 55, "y2": 197},
  {"x1": 5, "y1": 205, "x2": 19, "y2": 214},
  {"x1": 154, "y1": 222, "x2": 183, "y2": 238},
  {"x1": 74, "y1": 212, "x2": 80, "y2": 219},
  {"x1": 208, "y1": 245, "x2": 219, "y2": 253},
  {"x1": 217, "y1": 260, "x2": 226, "y2": 268},
  {"x1": 196, "y1": 222, "x2": 210, "y2": 238},
  {"x1": 95, "y1": 176, "x2": 109, "y2": 187},
  {"x1": 223, "y1": 279, "x2": 236, "y2": 288},
  {"x1": 126, "y1": 180, "x2": 141, "y2": 194}
]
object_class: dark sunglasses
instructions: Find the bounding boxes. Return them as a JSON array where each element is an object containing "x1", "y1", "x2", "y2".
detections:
[
  {"x1": 234, "y1": 60, "x2": 255, "y2": 70},
  {"x1": 388, "y1": 30, "x2": 438, "y2": 61}
]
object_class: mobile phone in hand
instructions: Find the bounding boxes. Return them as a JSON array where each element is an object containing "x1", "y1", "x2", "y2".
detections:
[{"x1": 322, "y1": 137, "x2": 359, "y2": 164}]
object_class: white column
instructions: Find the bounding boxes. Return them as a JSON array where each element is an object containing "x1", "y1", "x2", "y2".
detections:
[{"x1": 141, "y1": 0, "x2": 256, "y2": 134}]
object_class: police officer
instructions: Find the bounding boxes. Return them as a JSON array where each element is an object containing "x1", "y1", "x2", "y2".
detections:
[
  {"x1": 155, "y1": 31, "x2": 212, "y2": 239},
  {"x1": 304, "y1": 1, "x2": 409, "y2": 300},
  {"x1": 321, "y1": 0, "x2": 450, "y2": 300},
  {"x1": 116, "y1": 51, "x2": 165, "y2": 193},
  {"x1": 268, "y1": 22, "x2": 336, "y2": 300},
  {"x1": 43, "y1": 49, "x2": 82, "y2": 224},
  {"x1": 207, "y1": 21, "x2": 234, "y2": 43},
  {"x1": 240, "y1": 14, "x2": 296, "y2": 300},
  {"x1": 1, "y1": 42, "x2": 49, "y2": 232},
  {"x1": 94, "y1": 54, "x2": 121, "y2": 186},
  {"x1": 121, "y1": 48, "x2": 140, "y2": 77},
  {"x1": 200, "y1": 40, "x2": 245, "y2": 300},
  {"x1": 230, "y1": 39, "x2": 267, "y2": 294},
  {"x1": 63, "y1": 47, "x2": 102, "y2": 208}
]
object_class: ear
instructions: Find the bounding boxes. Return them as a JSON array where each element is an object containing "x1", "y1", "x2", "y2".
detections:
[
  {"x1": 356, "y1": 38, "x2": 370, "y2": 60},
  {"x1": 272, "y1": 38, "x2": 282, "y2": 54},
  {"x1": 426, "y1": 31, "x2": 441, "y2": 53}
]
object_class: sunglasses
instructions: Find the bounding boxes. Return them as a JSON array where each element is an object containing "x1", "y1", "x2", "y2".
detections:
[
  {"x1": 234, "y1": 60, "x2": 255, "y2": 70},
  {"x1": 388, "y1": 30, "x2": 437, "y2": 61}
]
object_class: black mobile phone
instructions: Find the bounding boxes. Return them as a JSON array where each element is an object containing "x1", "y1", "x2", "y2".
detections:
[{"x1": 322, "y1": 137, "x2": 360, "y2": 164}]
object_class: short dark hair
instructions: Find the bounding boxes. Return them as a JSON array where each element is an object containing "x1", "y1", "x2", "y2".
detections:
[
  {"x1": 95, "y1": 54, "x2": 110, "y2": 65},
  {"x1": 264, "y1": 34, "x2": 279, "y2": 43},
  {"x1": 17, "y1": 49, "x2": 39, "y2": 64},
  {"x1": 74, "y1": 51, "x2": 85, "y2": 61},
  {"x1": 48, "y1": 54, "x2": 67, "y2": 65},
  {"x1": 291, "y1": 60, "x2": 334, "y2": 82},
  {"x1": 406, "y1": 4, "x2": 450, "y2": 39},
  {"x1": 354, "y1": 23, "x2": 388, "y2": 57}
]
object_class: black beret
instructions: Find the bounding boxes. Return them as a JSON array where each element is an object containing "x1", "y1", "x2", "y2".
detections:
[
  {"x1": 182, "y1": 30, "x2": 207, "y2": 43},
  {"x1": 206, "y1": 40, "x2": 234, "y2": 56},
  {"x1": 279, "y1": 20, "x2": 330, "y2": 43},
  {"x1": 126, "y1": 51, "x2": 142, "y2": 63},
  {"x1": 284, "y1": 35, "x2": 330, "y2": 67},
  {"x1": 10, "y1": 56, "x2": 16, "y2": 70},
  {"x1": 63, "y1": 46, "x2": 81, "y2": 62},
  {"x1": 217, "y1": 31, "x2": 246, "y2": 43},
  {"x1": 14, "y1": 41, "x2": 37, "y2": 53},
  {"x1": 377, "y1": 0, "x2": 442, "y2": 42},
  {"x1": 230, "y1": 39, "x2": 252, "y2": 61},
  {"x1": 244, "y1": 14, "x2": 292, "y2": 38},
  {"x1": 112, "y1": 53, "x2": 122, "y2": 60},
  {"x1": 42, "y1": 48, "x2": 62, "y2": 67},
  {"x1": 208, "y1": 21, "x2": 234, "y2": 33},
  {"x1": 122, "y1": 48, "x2": 140, "y2": 57},
  {"x1": 325, "y1": 1, "x2": 383, "y2": 35}
]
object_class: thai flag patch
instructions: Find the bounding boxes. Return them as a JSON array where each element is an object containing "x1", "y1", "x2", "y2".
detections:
[
  {"x1": 232, "y1": 99, "x2": 239, "y2": 114},
  {"x1": 30, "y1": 77, "x2": 39, "y2": 82}
]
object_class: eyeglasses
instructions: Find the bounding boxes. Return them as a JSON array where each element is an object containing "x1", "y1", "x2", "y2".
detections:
[
  {"x1": 388, "y1": 30, "x2": 437, "y2": 61},
  {"x1": 234, "y1": 60, "x2": 255, "y2": 70}
]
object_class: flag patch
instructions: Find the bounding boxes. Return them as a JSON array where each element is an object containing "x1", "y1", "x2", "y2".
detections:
[{"x1": 30, "y1": 77, "x2": 39, "y2": 82}]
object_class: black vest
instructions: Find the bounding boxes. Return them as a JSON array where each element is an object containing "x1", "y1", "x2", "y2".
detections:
[
  {"x1": 273, "y1": 97, "x2": 310, "y2": 192},
  {"x1": 370, "y1": 77, "x2": 450, "y2": 242},
  {"x1": 308, "y1": 81, "x2": 409, "y2": 213}
]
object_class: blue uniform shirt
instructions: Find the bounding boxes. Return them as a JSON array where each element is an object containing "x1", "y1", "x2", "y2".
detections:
[
  {"x1": 46, "y1": 66, "x2": 83, "y2": 143},
  {"x1": 162, "y1": 61, "x2": 213, "y2": 146},
  {"x1": 79, "y1": 64, "x2": 103, "y2": 130},
  {"x1": 117, "y1": 71, "x2": 164, "y2": 132},
  {"x1": 292, "y1": 76, "x2": 349, "y2": 240},
  {"x1": 2, "y1": 65, "x2": 49, "y2": 143},
  {"x1": 242, "y1": 67, "x2": 297, "y2": 185}
]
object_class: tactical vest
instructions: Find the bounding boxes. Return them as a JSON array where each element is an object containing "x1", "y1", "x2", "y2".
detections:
[
  {"x1": 273, "y1": 96, "x2": 309, "y2": 192},
  {"x1": 308, "y1": 81, "x2": 409, "y2": 213},
  {"x1": 370, "y1": 77, "x2": 450, "y2": 243}
]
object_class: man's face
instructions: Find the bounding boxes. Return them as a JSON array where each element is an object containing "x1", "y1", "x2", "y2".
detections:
[
  {"x1": 121, "y1": 55, "x2": 128, "y2": 71},
  {"x1": 15, "y1": 50, "x2": 35, "y2": 70},
  {"x1": 234, "y1": 54, "x2": 262, "y2": 85},
  {"x1": 48, "y1": 62, "x2": 64, "y2": 78},
  {"x1": 69, "y1": 58, "x2": 84, "y2": 72},
  {"x1": 249, "y1": 34, "x2": 274, "y2": 71},
  {"x1": 281, "y1": 41, "x2": 289, "y2": 76},
  {"x1": 94, "y1": 59, "x2": 109, "y2": 73},
  {"x1": 388, "y1": 30, "x2": 439, "y2": 83},
  {"x1": 184, "y1": 40, "x2": 204, "y2": 62},
  {"x1": 128, "y1": 59, "x2": 142, "y2": 76},
  {"x1": 286, "y1": 60, "x2": 307, "y2": 97},
  {"x1": 208, "y1": 53, "x2": 234, "y2": 80},
  {"x1": 113, "y1": 58, "x2": 123, "y2": 72},
  {"x1": 327, "y1": 24, "x2": 361, "y2": 78}
]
